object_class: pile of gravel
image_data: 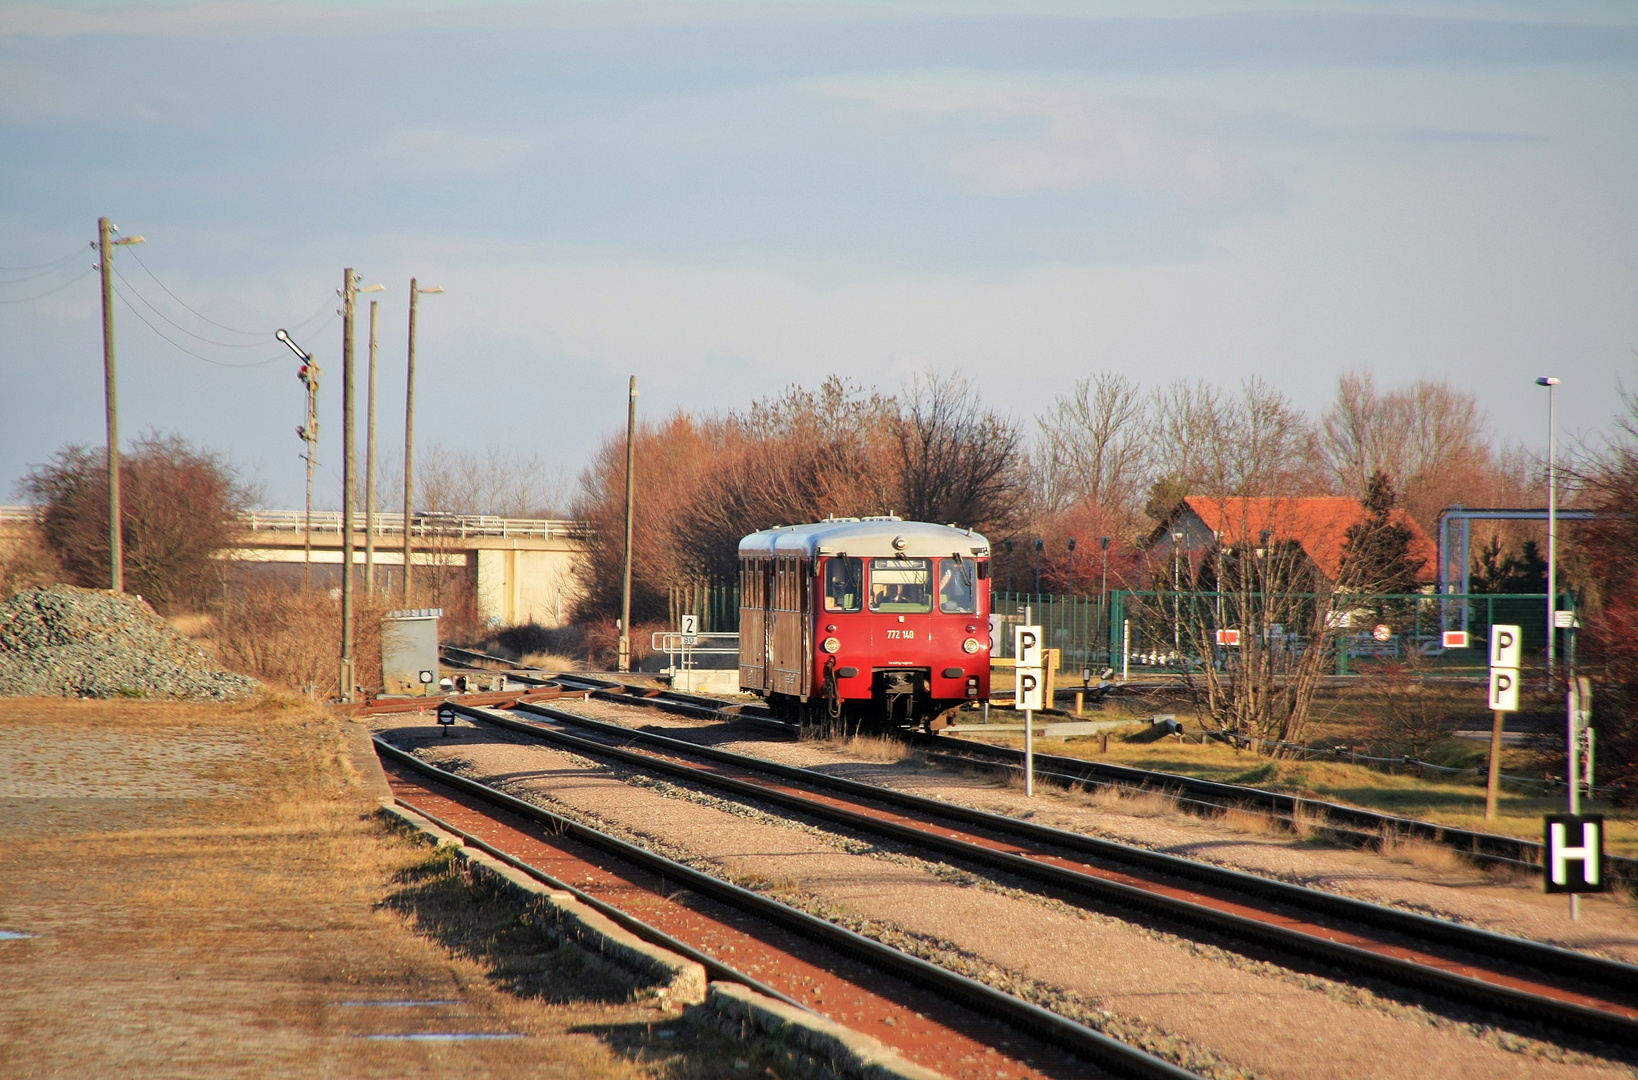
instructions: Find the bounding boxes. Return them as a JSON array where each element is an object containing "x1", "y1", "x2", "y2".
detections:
[{"x1": 0, "y1": 585, "x2": 261, "y2": 701}]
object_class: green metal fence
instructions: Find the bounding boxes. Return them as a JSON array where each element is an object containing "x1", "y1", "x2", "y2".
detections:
[
  {"x1": 1103, "y1": 590, "x2": 1567, "y2": 676},
  {"x1": 669, "y1": 583, "x2": 1568, "y2": 678}
]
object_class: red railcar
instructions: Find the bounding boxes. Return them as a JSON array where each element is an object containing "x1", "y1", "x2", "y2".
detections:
[{"x1": 737, "y1": 517, "x2": 991, "y2": 732}]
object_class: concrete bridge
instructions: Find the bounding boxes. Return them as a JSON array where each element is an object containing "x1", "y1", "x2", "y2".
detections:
[{"x1": 1, "y1": 506, "x2": 588, "y2": 627}]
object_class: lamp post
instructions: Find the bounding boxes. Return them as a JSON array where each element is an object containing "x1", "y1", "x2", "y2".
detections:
[
  {"x1": 1172, "y1": 530, "x2": 1184, "y2": 654},
  {"x1": 1066, "y1": 536, "x2": 1077, "y2": 595},
  {"x1": 1003, "y1": 539, "x2": 1013, "y2": 594},
  {"x1": 1100, "y1": 537, "x2": 1110, "y2": 668},
  {"x1": 402, "y1": 279, "x2": 443, "y2": 607},
  {"x1": 1536, "y1": 377, "x2": 1560, "y2": 690},
  {"x1": 1033, "y1": 538, "x2": 1044, "y2": 596}
]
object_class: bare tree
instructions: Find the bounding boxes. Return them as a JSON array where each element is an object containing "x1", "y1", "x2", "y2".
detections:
[
  {"x1": 19, "y1": 432, "x2": 253, "y2": 613},
  {"x1": 1321, "y1": 371, "x2": 1495, "y2": 530},
  {"x1": 895, "y1": 372, "x2": 1025, "y2": 534},
  {"x1": 408, "y1": 443, "x2": 569, "y2": 518},
  {"x1": 1034, "y1": 372, "x2": 1147, "y2": 519}
]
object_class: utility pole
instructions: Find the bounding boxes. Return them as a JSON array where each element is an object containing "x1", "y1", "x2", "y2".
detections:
[
  {"x1": 402, "y1": 279, "x2": 442, "y2": 608},
  {"x1": 365, "y1": 299, "x2": 379, "y2": 595},
  {"x1": 340, "y1": 268, "x2": 357, "y2": 702},
  {"x1": 96, "y1": 217, "x2": 143, "y2": 592},
  {"x1": 618, "y1": 375, "x2": 638, "y2": 672}
]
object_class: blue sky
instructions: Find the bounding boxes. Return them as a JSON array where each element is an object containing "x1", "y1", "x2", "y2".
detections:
[{"x1": 3, "y1": 1, "x2": 1636, "y2": 509}]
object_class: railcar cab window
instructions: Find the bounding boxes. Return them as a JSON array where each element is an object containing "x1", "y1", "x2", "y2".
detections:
[
  {"x1": 824, "y1": 557, "x2": 863, "y2": 613},
  {"x1": 869, "y1": 558, "x2": 932, "y2": 613},
  {"x1": 938, "y1": 557, "x2": 977, "y2": 614}
]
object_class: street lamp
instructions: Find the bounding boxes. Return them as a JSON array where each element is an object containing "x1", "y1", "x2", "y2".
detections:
[
  {"x1": 1172, "y1": 530, "x2": 1185, "y2": 653},
  {"x1": 1537, "y1": 376, "x2": 1560, "y2": 689},
  {"x1": 1066, "y1": 536, "x2": 1077, "y2": 595},
  {"x1": 1033, "y1": 537, "x2": 1044, "y2": 595}
]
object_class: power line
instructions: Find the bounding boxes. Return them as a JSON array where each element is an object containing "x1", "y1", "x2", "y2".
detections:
[
  {"x1": 111, "y1": 264, "x2": 273, "y2": 348},
  {"x1": 0, "y1": 267, "x2": 94, "y2": 304},
  {"x1": 125, "y1": 245, "x2": 315, "y2": 338},
  {"x1": 0, "y1": 250, "x2": 88, "y2": 285},
  {"x1": 113, "y1": 285, "x2": 337, "y2": 368},
  {"x1": 0, "y1": 248, "x2": 84, "y2": 274}
]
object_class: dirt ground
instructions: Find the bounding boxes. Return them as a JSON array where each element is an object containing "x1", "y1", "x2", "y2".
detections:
[
  {"x1": 378, "y1": 709, "x2": 1638, "y2": 1080},
  {"x1": 0, "y1": 697, "x2": 779, "y2": 1079}
]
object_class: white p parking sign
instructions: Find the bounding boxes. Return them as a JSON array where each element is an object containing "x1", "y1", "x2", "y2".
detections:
[{"x1": 1543, "y1": 814, "x2": 1606, "y2": 894}]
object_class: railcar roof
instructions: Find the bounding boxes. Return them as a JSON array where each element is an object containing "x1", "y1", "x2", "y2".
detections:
[{"x1": 738, "y1": 518, "x2": 990, "y2": 558}]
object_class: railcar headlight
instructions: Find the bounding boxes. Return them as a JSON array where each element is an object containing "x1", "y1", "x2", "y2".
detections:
[
  {"x1": 822, "y1": 637, "x2": 841, "y2": 654},
  {"x1": 962, "y1": 637, "x2": 982, "y2": 654}
]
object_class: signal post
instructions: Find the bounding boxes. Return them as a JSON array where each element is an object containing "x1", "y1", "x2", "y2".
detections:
[{"x1": 1015, "y1": 621, "x2": 1044, "y2": 797}]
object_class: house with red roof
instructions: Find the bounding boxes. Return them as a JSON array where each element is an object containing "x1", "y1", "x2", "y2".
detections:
[{"x1": 1145, "y1": 496, "x2": 1437, "y2": 587}]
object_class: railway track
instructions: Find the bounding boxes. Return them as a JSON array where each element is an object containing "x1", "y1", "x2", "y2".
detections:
[
  {"x1": 423, "y1": 692, "x2": 1638, "y2": 1052},
  {"x1": 374, "y1": 737, "x2": 1203, "y2": 1080},
  {"x1": 482, "y1": 659, "x2": 1638, "y2": 887}
]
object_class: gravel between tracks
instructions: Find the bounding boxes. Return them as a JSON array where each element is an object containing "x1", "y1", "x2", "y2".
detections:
[
  {"x1": 555, "y1": 698, "x2": 1638, "y2": 965},
  {"x1": 375, "y1": 711, "x2": 1635, "y2": 1080},
  {"x1": 0, "y1": 585, "x2": 259, "y2": 701}
]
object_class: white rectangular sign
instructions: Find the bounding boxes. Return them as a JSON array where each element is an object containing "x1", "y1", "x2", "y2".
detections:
[
  {"x1": 1014, "y1": 624, "x2": 1044, "y2": 711},
  {"x1": 1489, "y1": 624, "x2": 1522, "y2": 671},
  {"x1": 680, "y1": 613, "x2": 699, "y2": 645},
  {"x1": 1488, "y1": 667, "x2": 1520, "y2": 712},
  {"x1": 1014, "y1": 625, "x2": 1043, "y2": 672}
]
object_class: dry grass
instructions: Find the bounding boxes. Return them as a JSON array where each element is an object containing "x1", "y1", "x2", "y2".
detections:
[
  {"x1": 1085, "y1": 783, "x2": 1178, "y2": 818},
  {"x1": 520, "y1": 651, "x2": 585, "y2": 672},
  {"x1": 1219, "y1": 805, "x2": 1278, "y2": 835},
  {"x1": 0, "y1": 696, "x2": 774, "y2": 1079},
  {"x1": 1379, "y1": 833, "x2": 1468, "y2": 874},
  {"x1": 822, "y1": 733, "x2": 919, "y2": 764}
]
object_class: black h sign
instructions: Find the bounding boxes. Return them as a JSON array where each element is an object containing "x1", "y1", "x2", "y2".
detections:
[{"x1": 1543, "y1": 814, "x2": 1605, "y2": 893}]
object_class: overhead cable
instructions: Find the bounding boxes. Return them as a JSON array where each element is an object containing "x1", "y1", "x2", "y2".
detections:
[
  {"x1": 0, "y1": 268, "x2": 95, "y2": 304},
  {"x1": 0, "y1": 247, "x2": 85, "y2": 275},
  {"x1": 113, "y1": 285, "x2": 334, "y2": 368}
]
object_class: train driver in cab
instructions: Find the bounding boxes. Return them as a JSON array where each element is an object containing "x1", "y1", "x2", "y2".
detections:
[{"x1": 939, "y1": 558, "x2": 976, "y2": 614}]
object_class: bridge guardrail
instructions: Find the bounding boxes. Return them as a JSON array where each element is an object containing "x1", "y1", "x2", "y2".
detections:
[{"x1": 2, "y1": 505, "x2": 589, "y2": 541}]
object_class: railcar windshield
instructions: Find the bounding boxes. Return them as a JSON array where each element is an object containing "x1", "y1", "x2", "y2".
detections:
[
  {"x1": 823, "y1": 557, "x2": 863, "y2": 613},
  {"x1": 937, "y1": 557, "x2": 977, "y2": 614},
  {"x1": 868, "y1": 558, "x2": 932, "y2": 613}
]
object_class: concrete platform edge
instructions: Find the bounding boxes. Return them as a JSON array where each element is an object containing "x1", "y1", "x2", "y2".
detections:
[
  {"x1": 701, "y1": 983, "x2": 950, "y2": 1080},
  {"x1": 378, "y1": 798, "x2": 707, "y2": 1010}
]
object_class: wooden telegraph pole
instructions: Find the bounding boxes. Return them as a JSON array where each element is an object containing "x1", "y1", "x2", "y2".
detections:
[
  {"x1": 402, "y1": 279, "x2": 442, "y2": 608},
  {"x1": 340, "y1": 268, "x2": 357, "y2": 702},
  {"x1": 96, "y1": 218, "x2": 143, "y2": 592},
  {"x1": 618, "y1": 376, "x2": 637, "y2": 672},
  {"x1": 365, "y1": 299, "x2": 379, "y2": 595}
]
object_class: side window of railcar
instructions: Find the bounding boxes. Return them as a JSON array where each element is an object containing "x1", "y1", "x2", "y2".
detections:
[
  {"x1": 823, "y1": 557, "x2": 862, "y2": 613},
  {"x1": 937, "y1": 557, "x2": 976, "y2": 614},
  {"x1": 868, "y1": 558, "x2": 932, "y2": 613}
]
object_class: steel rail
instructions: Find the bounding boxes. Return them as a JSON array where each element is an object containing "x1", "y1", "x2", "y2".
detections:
[
  {"x1": 372, "y1": 736, "x2": 1205, "y2": 1080},
  {"x1": 911, "y1": 736, "x2": 1638, "y2": 884},
  {"x1": 458, "y1": 700, "x2": 1638, "y2": 1045},
  {"x1": 519, "y1": 665, "x2": 1636, "y2": 886}
]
